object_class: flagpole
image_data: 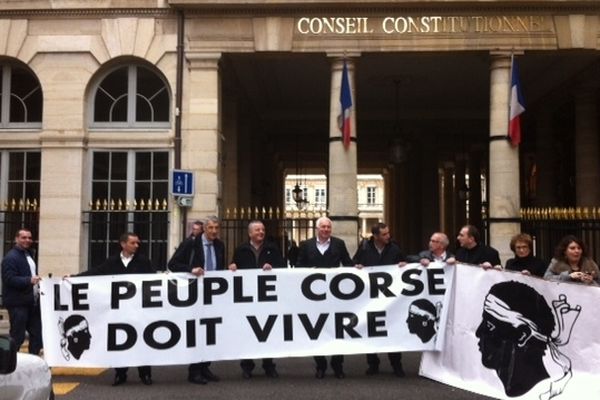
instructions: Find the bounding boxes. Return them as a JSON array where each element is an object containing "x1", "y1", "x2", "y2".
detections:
[{"x1": 508, "y1": 52, "x2": 514, "y2": 141}]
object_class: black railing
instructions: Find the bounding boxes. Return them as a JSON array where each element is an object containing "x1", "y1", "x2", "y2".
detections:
[
  {"x1": 521, "y1": 207, "x2": 600, "y2": 263},
  {"x1": 83, "y1": 199, "x2": 169, "y2": 271},
  {"x1": 221, "y1": 207, "x2": 327, "y2": 267},
  {"x1": 0, "y1": 202, "x2": 39, "y2": 259},
  {"x1": 0, "y1": 205, "x2": 39, "y2": 306}
]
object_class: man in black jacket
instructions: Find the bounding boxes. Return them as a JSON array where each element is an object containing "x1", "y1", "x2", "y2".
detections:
[
  {"x1": 229, "y1": 220, "x2": 285, "y2": 379},
  {"x1": 166, "y1": 220, "x2": 203, "y2": 271},
  {"x1": 353, "y1": 222, "x2": 407, "y2": 377},
  {"x1": 1, "y1": 228, "x2": 42, "y2": 355},
  {"x1": 167, "y1": 215, "x2": 225, "y2": 384},
  {"x1": 79, "y1": 232, "x2": 154, "y2": 386},
  {"x1": 296, "y1": 216, "x2": 353, "y2": 379},
  {"x1": 455, "y1": 225, "x2": 501, "y2": 267}
]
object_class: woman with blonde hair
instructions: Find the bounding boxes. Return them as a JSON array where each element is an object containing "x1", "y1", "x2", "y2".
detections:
[{"x1": 505, "y1": 233, "x2": 546, "y2": 277}]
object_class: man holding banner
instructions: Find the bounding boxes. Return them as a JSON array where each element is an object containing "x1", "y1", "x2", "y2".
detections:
[
  {"x1": 229, "y1": 220, "x2": 285, "y2": 379},
  {"x1": 168, "y1": 215, "x2": 225, "y2": 385},
  {"x1": 353, "y1": 222, "x2": 407, "y2": 378},
  {"x1": 296, "y1": 216, "x2": 354, "y2": 379},
  {"x1": 455, "y1": 225, "x2": 500, "y2": 268},
  {"x1": 78, "y1": 232, "x2": 155, "y2": 386},
  {"x1": 1, "y1": 228, "x2": 43, "y2": 356}
]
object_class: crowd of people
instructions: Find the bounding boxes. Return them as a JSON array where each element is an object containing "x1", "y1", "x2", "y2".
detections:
[{"x1": 1, "y1": 220, "x2": 599, "y2": 387}]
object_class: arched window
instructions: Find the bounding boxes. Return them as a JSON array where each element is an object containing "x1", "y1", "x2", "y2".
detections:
[
  {"x1": 0, "y1": 63, "x2": 43, "y2": 128},
  {"x1": 90, "y1": 64, "x2": 170, "y2": 128}
]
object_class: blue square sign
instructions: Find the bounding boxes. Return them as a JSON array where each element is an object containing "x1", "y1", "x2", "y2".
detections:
[{"x1": 171, "y1": 170, "x2": 194, "y2": 196}]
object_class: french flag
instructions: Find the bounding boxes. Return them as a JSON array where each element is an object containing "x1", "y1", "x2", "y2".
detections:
[
  {"x1": 508, "y1": 58, "x2": 525, "y2": 147},
  {"x1": 338, "y1": 60, "x2": 353, "y2": 150}
]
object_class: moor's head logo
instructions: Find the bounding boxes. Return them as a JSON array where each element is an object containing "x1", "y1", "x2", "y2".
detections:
[
  {"x1": 406, "y1": 298, "x2": 441, "y2": 343},
  {"x1": 476, "y1": 281, "x2": 580, "y2": 399},
  {"x1": 58, "y1": 314, "x2": 92, "y2": 361}
]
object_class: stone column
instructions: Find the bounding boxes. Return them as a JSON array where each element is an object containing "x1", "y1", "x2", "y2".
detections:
[
  {"x1": 35, "y1": 55, "x2": 98, "y2": 276},
  {"x1": 488, "y1": 53, "x2": 521, "y2": 263},
  {"x1": 328, "y1": 56, "x2": 358, "y2": 255},
  {"x1": 184, "y1": 53, "x2": 222, "y2": 218},
  {"x1": 574, "y1": 90, "x2": 600, "y2": 206}
]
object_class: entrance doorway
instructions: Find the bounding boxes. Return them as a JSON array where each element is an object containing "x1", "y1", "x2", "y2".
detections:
[{"x1": 219, "y1": 50, "x2": 599, "y2": 254}]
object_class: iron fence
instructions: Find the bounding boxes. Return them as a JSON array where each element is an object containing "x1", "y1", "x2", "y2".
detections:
[
  {"x1": 0, "y1": 201, "x2": 39, "y2": 306},
  {"x1": 221, "y1": 207, "x2": 327, "y2": 267},
  {"x1": 521, "y1": 207, "x2": 600, "y2": 263},
  {"x1": 0, "y1": 199, "x2": 39, "y2": 259},
  {"x1": 83, "y1": 198, "x2": 169, "y2": 271}
]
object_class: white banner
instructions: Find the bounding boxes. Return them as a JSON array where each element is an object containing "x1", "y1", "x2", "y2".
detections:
[
  {"x1": 421, "y1": 265, "x2": 600, "y2": 400},
  {"x1": 40, "y1": 264, "x2": 453, "y2": 367}
]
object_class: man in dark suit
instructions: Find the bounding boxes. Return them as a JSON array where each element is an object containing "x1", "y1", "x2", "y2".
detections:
[
  {"x1": 296, "y1": 216, "x2": 353, "y2": 379},
  {"x1": 166, "y1": 220, "x2": 203, "y2": 269},
  {"x1": 353, "y1": 222, "x2": 407, "y2": 377},
  {"x1": 407, "y1": 232, "x2": 454, "y2": 266},
  {"x1": 1, "y1": 228, "x2": 42, "y2": 355},
  {"x1": 229, "y1": 220, "x2": 285, "y2": 379},
  {"x1": 167, "y1": 215, "x2": 225, "y2": 385},
  {"x1": 455, "y1": 225, "x2": 501, "y2": 268},
  {"x1": 79, "y1": 232, "x2": 155, "y2": 386}
]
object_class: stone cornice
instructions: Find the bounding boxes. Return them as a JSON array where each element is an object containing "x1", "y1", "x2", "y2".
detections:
[
  {"x1": 0, "y1": 3, "x2": 598, "y2": 17},
  {"x1": 0, "y1": 8, "x2": 174, "y2": 18},
  {"x1": 174, "y1": 1, "x2": 600, "y2": 16}
]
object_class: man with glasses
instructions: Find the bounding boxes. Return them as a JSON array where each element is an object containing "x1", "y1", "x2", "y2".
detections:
[{"x1": 409, "y1": 232, "x2": 454, "y2": 266}]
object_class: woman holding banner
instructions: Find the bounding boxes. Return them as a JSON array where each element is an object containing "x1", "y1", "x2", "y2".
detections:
[
  {"x1": 544, "y1": 235, "x2": 600, "y2": 285},
  {"x1": 505, "y1": 233, "x2": 546, "y2": 277}
]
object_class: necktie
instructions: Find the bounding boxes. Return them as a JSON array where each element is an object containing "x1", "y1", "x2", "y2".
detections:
[{"x1": 205, "y1": 242, "x2": 214, "y2": 271}]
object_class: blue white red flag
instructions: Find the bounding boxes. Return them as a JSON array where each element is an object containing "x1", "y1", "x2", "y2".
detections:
[
  {"x1": 338, "y1": 60, "x2": 353, "y2": 150},
  {"x1": 508, "y1": 58, "x2": 525, "y2": 147}
]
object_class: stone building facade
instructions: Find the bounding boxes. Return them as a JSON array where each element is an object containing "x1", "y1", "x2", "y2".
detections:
[{"x1": 0, "y1": 0, "x2": 599, "y2": 275}]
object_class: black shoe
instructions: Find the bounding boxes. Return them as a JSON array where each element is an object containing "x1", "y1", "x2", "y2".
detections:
[
  {"x1": 140, "y1": 375, "x2": 153, "y2": 385},
  {"x1": 315, "y1": 369, "x2": 325, "y2": 379},
  {"x1": 334, "y1": 370, "x2": 346, "y2": 379},
  {"x1": 200, "y1": 367, "x2": 220, "y2": 382},
  {"x1": 188, "y1": 374, "x2": 208, "y2": 385},
  {"x1": 265, "y1": 367, "x2": 279, "y2": 378},
  {"x1": 393, "y1": 365, "x2": 406, "y2": 378},
  {"x1": 365, "y1": 366, "x2": 379, "y2": 376},
  {"x1": 112, "y1": 375, "x2": 127, "y2": 386},
  {"x1": 242, "y1": 370, "x2": 252, "y2": 379}
]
